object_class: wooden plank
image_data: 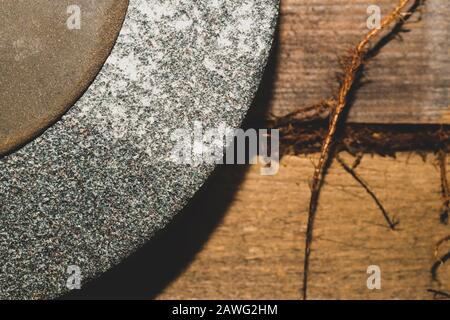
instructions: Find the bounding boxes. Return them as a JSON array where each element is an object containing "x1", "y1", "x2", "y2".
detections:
[
  {"x1": 158, "y1": 154, "x2": 450, "y2": 299},
  {"x1": 270, "y1": 0, "x2": 450, "y2": 124}
]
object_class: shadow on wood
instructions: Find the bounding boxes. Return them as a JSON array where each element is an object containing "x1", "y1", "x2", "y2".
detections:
[{"x1": 63, "y1": 28, "x2": 280, "y2": 300}]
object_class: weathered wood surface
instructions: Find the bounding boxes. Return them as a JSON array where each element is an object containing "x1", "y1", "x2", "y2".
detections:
[
  {"x1": 154, "y1": 0, "x2": 450, "y2": 300},
  {"x1": 270, "y1": 0, "x2": 450, "y2": 124},
  {"x1": 158, "y1": 154, "x2": 450, "y2": 300}
]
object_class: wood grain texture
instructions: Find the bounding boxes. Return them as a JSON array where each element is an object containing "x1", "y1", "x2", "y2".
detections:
[
  {"x1": 155, "y1": 1, "x2": 450, "y2": 300},
  {"x1": 270, "y1": 0, "x2": 450, "y2": 124},
  {"x1": 158, "y1": 154, "x2": 450, "y2": 300}
]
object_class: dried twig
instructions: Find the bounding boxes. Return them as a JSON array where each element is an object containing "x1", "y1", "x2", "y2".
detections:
[
  {"x1": 271, "y1": 99, "x2": 335, "y2": 126},
  {"x1": 302, "y1": 0, "x2": 419, "y2": 300},
  {"x1": 434, "y1": 235, "x2": 450, "y2": 265},
  {"x1": 431, "y1": 235, "x2": 450, "y2": 283},
  {"x1": 336, "y1": 155, "x2": 399, "y2": 230},
  {"x1": 427, "y1": 289, "x2": 450, "y2": 300},
  {"x1": 434, "y1": 235, "x2": 450, "y2": 263}
]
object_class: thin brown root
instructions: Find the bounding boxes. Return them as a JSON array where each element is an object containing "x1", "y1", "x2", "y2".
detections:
[
  {"x1": 270, "y1": 99, "x2": 335, "y2": 126},
  {"x1": 427, "y1": 289, "x2": 450, "y2": 300},
  {"x1": 438, "y1": 151, "x2": 449, "y2": 225},
  {"x1": 431, "y1": 235, "x2": 450, "y2": 282},
  {"x1": 302, "y1": 0, "x2": 420, "y2": 300},
  {"x1": 434, "y1": 235, "x2": 450, "y2": 263},
  {"x1": 351, "y1": 153, "x2": 363, "y2": 170},
  {"x1": 336, "y1": 155, "x2": 399, "y2": 230}
]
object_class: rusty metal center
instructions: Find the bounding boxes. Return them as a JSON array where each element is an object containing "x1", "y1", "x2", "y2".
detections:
[{"x1": 0, "y1": 0, "x2": 129, "y2": 155}]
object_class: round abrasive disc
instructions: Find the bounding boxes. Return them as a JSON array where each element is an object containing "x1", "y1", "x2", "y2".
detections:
[{"x1": 0, "y1": 0, "x2": 278, "y2": 299}]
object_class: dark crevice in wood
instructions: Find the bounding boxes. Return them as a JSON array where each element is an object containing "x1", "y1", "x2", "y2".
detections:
[
  {"x1": 271, "y1": 123, "x2": 450, "y2": 157},
  {"x1": 438, "y1": 151, "x2": 450, "y2": 225}
]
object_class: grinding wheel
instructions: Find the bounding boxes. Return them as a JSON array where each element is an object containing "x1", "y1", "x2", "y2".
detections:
[{"x1": 0, "y1": 0, "x2": 278, "y2": 299}]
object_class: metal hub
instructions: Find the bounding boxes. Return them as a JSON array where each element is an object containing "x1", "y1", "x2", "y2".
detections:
[{"x1": 0, "y1": 0, "x2": 129, "y2": 155}]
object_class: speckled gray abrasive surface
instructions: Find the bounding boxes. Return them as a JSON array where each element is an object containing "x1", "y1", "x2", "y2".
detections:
[{"x1": 0, "y1": 0, "x2": 278, "y2": 299}]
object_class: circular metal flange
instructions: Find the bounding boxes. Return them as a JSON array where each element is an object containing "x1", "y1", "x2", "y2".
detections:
[{"x1": 0, "y1": 0, "x2": 129, "y2": 155}]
